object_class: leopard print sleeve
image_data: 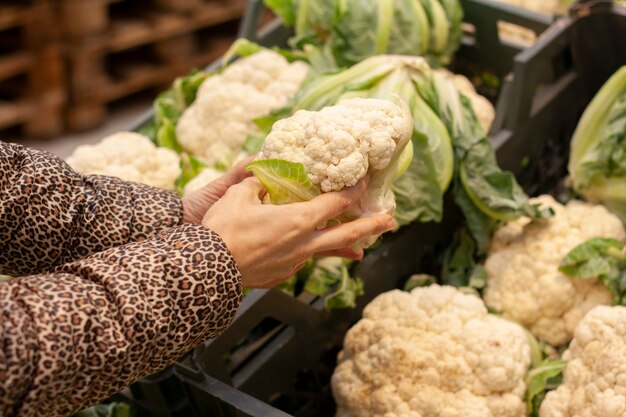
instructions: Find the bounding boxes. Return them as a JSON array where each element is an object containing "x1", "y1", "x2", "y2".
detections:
[
  {"x1": 0, "y1": 223, "x2": 243, "y2": 417},
  {"x1": 0, "y1": 141, "x2": 182, "y2": 277}
]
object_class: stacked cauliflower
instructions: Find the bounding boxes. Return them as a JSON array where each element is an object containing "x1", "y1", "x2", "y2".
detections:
[
  {"x1": 540, "y1": 306, "x2": 626, "y2": 417},
  {"x1": 259, "y1": 98, "x2": 413, "y2": 193},
  {"x1": 177, "y1": 51, "x2": 309, "y2": 166},
  {"x1": 182, "y1": 167, "x2": 224, "y2": 196},
  {"x1": 331, "y1": 285, "x2": 532, "y2": 417},
  {"x1": 66, "y1": 132, "x2": 181, "y2": 190},
  {"x1": 483, "y1": 195, "x2": 626, "y2": 346}
]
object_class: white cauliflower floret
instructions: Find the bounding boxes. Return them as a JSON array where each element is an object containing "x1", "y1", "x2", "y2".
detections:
[
  {"x1": 435, "y1": 69, "x2": 495, "y2": 133},
  {"x1": 66, "y1": 132, "x2": 181, "y2": 190},
  {"x1": 259, "y1": 98, "x2": 413, "y2": 192},
  {"x1": 483, "y1": 195, "x2": 626, "y2": 346},
  {"x1": 182, "y1": 167, "x2": 224, "y2": 196},
  {"x1": 176, "y1": 51, "x2": 309, "y2": 166},
  {"x1": 332, "y1": 285, "x2": 531, "y2": 417},
  {"x1": 540, "y1": 305, "x2": 626, "y2": 417}
]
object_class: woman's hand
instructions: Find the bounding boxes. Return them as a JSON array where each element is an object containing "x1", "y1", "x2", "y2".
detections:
[
  {"x1": 202, "y1": 177, "x2": 396, "y2": 288},
  {"x1": 181, "y1": 157, "x2": 253, "y2": 224}
]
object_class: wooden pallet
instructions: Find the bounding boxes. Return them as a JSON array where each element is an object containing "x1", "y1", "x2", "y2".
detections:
[
  {"x1": 57, "y1": 0, "x2": 244, "y2": 41},
  {"x1": 0, "y1": 1, "x2": 65, "y2": 138},
  {"x1": 62, "y1": 0, "x2": 247, "y2": 131},
  {"x1": 0, "y1": 45, "x2": 66, "y2": 137},
  {"x1": 152, "y1": 0, "x2": 247, "y2": 15},
  {"x1": 66, "y1": 34, "x2": 234, "y2": 131}
]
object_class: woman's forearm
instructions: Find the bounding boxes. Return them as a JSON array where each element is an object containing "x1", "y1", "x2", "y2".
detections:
[
  {"x1": 0, "y1": 141, "x2": 183, "y2": 277},
  {"x1": 0, "y1": 224, "x2": 242, "y2": 417}
]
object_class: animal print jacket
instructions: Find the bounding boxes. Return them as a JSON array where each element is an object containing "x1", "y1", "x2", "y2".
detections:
[{"x1": 0, "y1": 141, "x2": 243, "y2": 417}]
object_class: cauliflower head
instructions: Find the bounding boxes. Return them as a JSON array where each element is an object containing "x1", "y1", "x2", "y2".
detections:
[
  {"x1": 182, "y1": 167, "x2": 224, "y2": 196},
  {"x1": 483, "y1": 195, "x2": 626, "y2": 346},
  {"x1": 258, "y1": 97, "x2": 413, "y2": 193},
  {"x1": 540, "y1": 305, "x2": 626, "y2": 417},
  {"x1": 331, "y1": 285, "x2": 532, "y2": 417},
  {"x1": 66, "y1": 132, "x2": 181, "y2": 190},
  {"x1": 176, "y1": 51, "x2": 309, "y2": 166}
]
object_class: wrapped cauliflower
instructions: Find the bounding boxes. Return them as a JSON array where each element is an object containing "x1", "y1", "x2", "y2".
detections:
[
  {"x1": 483, "y1": 195, "x2": 626, "y2": 346},
  {"x1": 540, "y1": 305, "x2": 626, "y2": 417},
  {"x1": 332, "y1": 285, "x2": 532, "y2": 417},
  {"x1": 66, "y1": 132, "x2": 181, "y2": 190},
  {"x1": 176, "y1": 50, "x2": 309, "y2": 166}
]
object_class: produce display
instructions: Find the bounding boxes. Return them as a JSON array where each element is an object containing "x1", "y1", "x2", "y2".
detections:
[
  {"x1": 264, "y1": 0, "x2": 463, "y2": 67},
  {"x1": 95, "y1": 43, "x2": 512, "y2": 307},
  {"x1": 331, "y1": 67, "x2": 626, "y2": 416},
  {"x1": 57, "y1": 0, "x2": 625, "y2": 414},
  {"x1": 568, "y1": 66, "x2": 626, "y2": 223},
  {"x1": 175, "y1": 50, "x2": 310, "y2": 167}
]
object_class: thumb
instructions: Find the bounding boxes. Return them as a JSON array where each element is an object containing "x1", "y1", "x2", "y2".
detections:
[
  {"x1": 230, "y1": 177, "x2": 267, "y2": 203},
  {"x1": 225, "y1": 155, "x2": 256, "y2": 184}
]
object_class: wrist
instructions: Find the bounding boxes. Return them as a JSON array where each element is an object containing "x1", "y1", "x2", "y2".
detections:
[{"x1": 180, "y1": 197, "x2": 202, "y2": 224}]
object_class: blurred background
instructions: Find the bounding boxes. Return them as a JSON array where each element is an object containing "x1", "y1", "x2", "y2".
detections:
[{"x1": 0, "y1": 0, "x2": 270, "y2": 157}]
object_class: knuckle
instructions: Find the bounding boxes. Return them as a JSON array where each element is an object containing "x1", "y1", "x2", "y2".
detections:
[
  {"x1": 342, "y1": 228, "x2": 361, "y2": 246},
  {"x1": 375, "y1": 216, "x2": 389, "y2": 230},
  {"x1": 338, "y1": 195, "x2": 353, "y2": 210}
]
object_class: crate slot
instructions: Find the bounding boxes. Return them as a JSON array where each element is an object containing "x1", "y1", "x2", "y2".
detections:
[{"x1": 225, "y1": 317, "x2": 286, "y2": 376}]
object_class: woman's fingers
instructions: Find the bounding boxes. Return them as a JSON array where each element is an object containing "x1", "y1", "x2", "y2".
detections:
[
  {"x1": 308, "y1": 214, "x2": 395, "y2": 254},
  {"x1": 298, "y1": 178, "x2": 369, "y2": 226},
  {"x1": 228, "y1": 177, "x2": 267, "y2": 203},
  {"x1": 227, "y1": 156, "x2": 256, "y2": 182}
]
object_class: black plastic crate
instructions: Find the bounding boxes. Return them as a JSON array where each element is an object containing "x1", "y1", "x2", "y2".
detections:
[
  {"x1": 108, "y1": 367, "x2": 193, "y2": 417},
  {"x1": 170, "y1": 1, "x2": 626, "y2": 417},
  {"x1": 155, "y1": 1, "x2": 590, "y2": 417}
]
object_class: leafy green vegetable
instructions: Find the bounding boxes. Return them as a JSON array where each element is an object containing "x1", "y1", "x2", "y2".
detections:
[
  {"x1": 525, "y1": 359, "x2": 567, "y2": 417},
  {"x1": 392, "y1": 132, "x2": 443, "y2": 225},
  {"x1": 242, "y1": 134, "x2": 266, "y2": 155},
  {"x1": 246, "y1": 159, "x2": 321, "y2": 204},
  {"x1": 304, "y1": 257, "x2": 347, "y2": 296},
  {"x1": 265, "y1": 0, "x2": 297, "y2": 25},
  {"x1": 265, "y1": 0, "x2": 463, "y2": 67},
  {"x1": 441, "y1": 228, "x2": 488, "y2": 287},
  {"x1": 569, "y1": 66, "x2": 626, "y2": 222},
  {"x1": 324, "y1": 262, "x2": 364, "y2": 310},
  {"x1": 222, "y1": 38, "x2": 309, "y2": 65},
  {"x1": 559, "y1": 237, "x2": 626, "y2": 304},
  {"x1": 403, "y1": 273, "x2": 436, "y2": 291},
  {"x1": 152, "y1": 69, "x2": 211, "y2": 153},
  {"x1": 276, "y1": 257, "x2": 364, "y2": 309},
  {"x1": 420, "y1": 71, "x2": 553, "y2": 236},
  {"x1": 73, "y1": 403, "x2": 132, "y2": 417},
  {"x1": 176, "y1": 153, "x2": 209, "y2": 195},
  {"x1": 523, "y1": 328, "x2": 544, "y2": 369}
]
